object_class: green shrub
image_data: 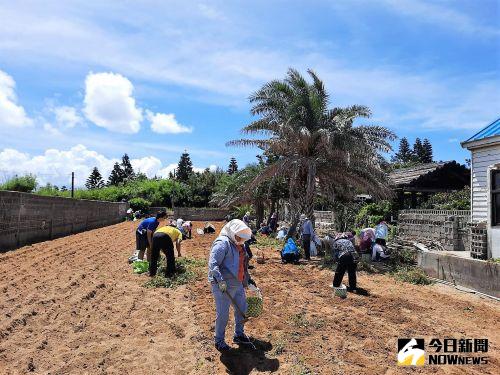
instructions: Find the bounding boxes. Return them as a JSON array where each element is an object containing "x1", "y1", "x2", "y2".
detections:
[
  {"x1": 392, "y1": 266, "x2": 432, "y2": 285},
  {"x1": 1, "y1": 174, "x2": 37, "y2": 192},
  {"x1": 421, "y1": 187, "x2": 470, "y2": 210},
  {"x1": 128, "y1": 197, "x2": 152, "y2": 212},
  {"x1": 355, "y1": 200, "x2": 393, "y2": 227}
]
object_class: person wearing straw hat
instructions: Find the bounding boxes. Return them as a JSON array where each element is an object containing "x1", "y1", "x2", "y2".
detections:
[{"x1": 208, "y1": 219, "x2": 254, "y2": 351}]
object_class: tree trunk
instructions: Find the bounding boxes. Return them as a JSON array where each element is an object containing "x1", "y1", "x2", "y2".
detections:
[
  {"x1": 255, "y1": 199, "x2": 265, "y2": 229},
  {"x1": 305, "y1": 162, "x2": 317, "y2": 225},
  {"x1": 266, "y1": 199, "x2": 276, "y2": 225}
]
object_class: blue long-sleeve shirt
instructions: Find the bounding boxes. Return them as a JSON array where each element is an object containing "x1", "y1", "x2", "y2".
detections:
[
  {"x1": 301, "y1": 219, "x2": 314, "y2": 236},
  {"x1": 208, "y1": 236, "x2": 249, "y2": 286}
]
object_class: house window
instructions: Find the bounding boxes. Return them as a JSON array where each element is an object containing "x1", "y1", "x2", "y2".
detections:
[{"x1": 492, "y1": 169, "x2": 500, "y2": 226}]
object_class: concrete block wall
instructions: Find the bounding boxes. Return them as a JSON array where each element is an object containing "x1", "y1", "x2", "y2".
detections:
[
  {"x1": 398, "y1": 210, "x2": 471, "y2": 251},
  {"x1": 417, "y1": 251, "x2": 500, "y2": 297},
  {"x1": 0, "y1": 191, "x2": 128, "y2": 251},
  {"x1": 173, "y1": 207, "x2": 230, "y2": 221}
]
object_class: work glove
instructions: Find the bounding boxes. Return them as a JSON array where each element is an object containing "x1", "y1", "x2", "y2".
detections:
[{"x1": 218, "y1": 280, "x2": 227, "y2": 293}]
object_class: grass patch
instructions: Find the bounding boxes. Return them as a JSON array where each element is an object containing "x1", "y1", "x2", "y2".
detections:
[
  {"x1": 255, "y1": 235, "x2": 282, "y2": 250},
  {"x1": 289, "y1": 311, "x2": 309, "y2": 328},
  {"x1": 271, "y1": 336, "x2": 287, "y2": 356},
  {"x1": 392, "y1": 266, "x2": 432, "y2": 285},
  {"x1": 357, "y1": 259, "x2": 378, "y2": 273},
  {"x1": 143, "y1": 257, "x2": 207, "y2": 289}
]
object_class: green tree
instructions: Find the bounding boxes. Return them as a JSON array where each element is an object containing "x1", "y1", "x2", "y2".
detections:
[
  {"x1": 227, "y1": 157, "x2": 238, "y2": 175},
  {"x1": 121, "y1": 154, "x2": 135, "y2": 181},
  {"x1": 421, "y1": 138, "x2": 433, "y2": 163},
  {"x1": 392, "y1": 137, "x2": 414, "y2": 163},
  {"x1": 85, "y1": 167, "x2": 105, "y2": 189},
  {"x1": 108, "y1": 162, "x2": 125, "y2": 186},
  {"x1": 176, "y1": 151, "x2": 193, "y2": 182},
  {"x1": 413, "y1": 138, "x2": 425, "y2": 162},
  {"x1": 227, "y1": 68, "x2": 395, "y2": 234}
]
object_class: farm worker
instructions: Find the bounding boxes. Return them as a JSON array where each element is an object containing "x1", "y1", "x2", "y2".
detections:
[
  {"x1": 208, "y1": 219, "x2": 253, "y2": 351},
  {"x1": 359, "y1": 228, "x2": 375, "y2": 253},
  {"x1": 268, "y1": 212, "x2": 278, "y2": 232},
  {"x1": 242, "y1": 211, "x2": 251, "y2": 227},
  {"x1": 372, "y1": 239, "x2": 390, "y2": 261},
  {"x1": 149, "y1": 224, "x2": 182, "y2": 277},
  {"x1": 299, "y1": 214, "x2": 315, "y2": 260},
  {"x1": 281, "y1": 238, "x2": 301, "y2": 264},
  {"x1": 204, "y1": 222, "x2": 216, "y2": 234},
  {"x1": 135, "y1": 211, "x2": 167, "y2": 261},
  {"x1": 375, "y1": 220, "x2": 389, "y2": 246},
  {"x1": 257, "y1": 222, "x2": 271, "y2": 235},
  {"x1": 182, "y1": 221, "x2": 192, "y2": 239},
  {"x1": 332, "y1": 238, "x2": 359, "y2": 292}
]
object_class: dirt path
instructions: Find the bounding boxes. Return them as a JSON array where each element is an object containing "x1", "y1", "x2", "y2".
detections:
[{"x1": 0, "y1": 221, "x2": 499, "y2": 374}]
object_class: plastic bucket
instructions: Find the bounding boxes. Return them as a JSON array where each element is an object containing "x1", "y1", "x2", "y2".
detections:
[{"x1": 333, "y1": 284, "x2": 347, "y2": 298}]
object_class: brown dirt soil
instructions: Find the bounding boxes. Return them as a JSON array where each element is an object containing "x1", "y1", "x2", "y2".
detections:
[{"x1": 0, "y1": 221, "x2": 499, "y2": 375}]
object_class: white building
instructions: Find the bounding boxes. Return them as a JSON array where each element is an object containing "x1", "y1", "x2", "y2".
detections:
[{"x1": 461, "y1": 118, "x2": 500, "y2": 259}]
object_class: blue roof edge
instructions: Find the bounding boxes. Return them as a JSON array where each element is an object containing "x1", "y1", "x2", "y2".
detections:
[{"x1": 464, "y1": 117, "x2": 500, "y2": 143}]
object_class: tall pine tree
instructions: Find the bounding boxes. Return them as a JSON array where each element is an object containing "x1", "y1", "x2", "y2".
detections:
[
  {"x1": 176, "y1": 151, "x2": 193, "y2": 182},
  {"x1": 413, "y1": 138, "x2": 425, "y2": 163},
  {"x1": 108, "y1": 162, "x2": 125, "y2": 186},
  {"x1": 85, "y1": 167, "x2": 105, "y2": 189},
  {"x1": 421, "y1": 138, "x2": 433, "y2": 163},
  {"x1": 392, "y1": 137, "x2": 414, "y2": 163},
  {"x1": 121, "y1": 154, "x2": 135, "y2": 181},
  {"x1": 227, "y1": 157, "x2": 238, "y2": 175}
]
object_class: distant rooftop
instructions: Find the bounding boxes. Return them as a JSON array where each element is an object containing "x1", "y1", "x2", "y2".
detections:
[
  {"x1": 464, "y1": 117, "x2": 500, "y2": 143},
  {"x1": 389, "y1": 162, "x2": 446, "y2": 186}
]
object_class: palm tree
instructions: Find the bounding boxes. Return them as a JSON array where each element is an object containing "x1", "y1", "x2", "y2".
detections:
[{"x1": 227, "y1": 68, "x2": 396, "y2": 234}]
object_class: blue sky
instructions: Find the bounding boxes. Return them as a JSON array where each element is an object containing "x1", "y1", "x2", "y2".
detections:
[{"x1": 0, "y1": 0, "x2": 498, "y2": 186}]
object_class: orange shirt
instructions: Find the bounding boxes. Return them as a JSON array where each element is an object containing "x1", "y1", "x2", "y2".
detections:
[{"x1": 237, "y1": 244, "x2": 245, "y2": 282}]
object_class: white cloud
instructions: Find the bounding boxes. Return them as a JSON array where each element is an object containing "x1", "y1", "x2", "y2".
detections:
[
  {"x1": 146, "y1": 110, "x2": 192, "y2": 134},
  {"x1": 0, "y1": 145, "x2": 217, "y2": 187},
  {"x1": 53, "y1": 105, "x2": 83, "y2": 128},
  {"x1": 0, "y1": 69, "x2": 33, "y2": 128},
  {"x1": 374, "y1": 0, "x2": 500, "y2": 38},
  {"x1": 83, "y1": 72, "x2": 143, "y2": 134},
  {"x1": 43, "y1": 122, "x2": 62, "y2": 136}
]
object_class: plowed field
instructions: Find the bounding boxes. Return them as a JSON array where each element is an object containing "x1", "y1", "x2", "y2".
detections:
[{"x1": 1, "y1": 221, "x2": 498, "y2": 374}]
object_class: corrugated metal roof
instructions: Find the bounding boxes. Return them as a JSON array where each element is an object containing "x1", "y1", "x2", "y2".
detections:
[
  {"x1": 389, "y1": 162, "x2": 446, "y2": 186},
  {"x1": 465, "y1": 117, "x2": 500, "y2": 142}
]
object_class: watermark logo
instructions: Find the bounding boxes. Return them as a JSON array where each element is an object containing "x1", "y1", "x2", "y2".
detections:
[
  {"x1": 397, "y1": 338, "x2": 489, "y2": 366},
  {"x1": 397, "y1": 338, "x2": 425, "y2": 366}
]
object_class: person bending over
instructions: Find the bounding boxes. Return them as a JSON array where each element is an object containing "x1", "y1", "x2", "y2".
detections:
[
  {"x1": 332, "y1": 238, "x2": 360, "y2": 293},
  {"x1": 149, "y1": 224, "x2": 182, "y2": 277},
  {"x1": 135, "y1": 211, "x2": 166, "y2": 262}
]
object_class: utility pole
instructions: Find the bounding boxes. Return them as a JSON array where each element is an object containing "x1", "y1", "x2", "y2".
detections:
[{"x1": 71, "y1": 172, "x2": 75, "y2": 198}]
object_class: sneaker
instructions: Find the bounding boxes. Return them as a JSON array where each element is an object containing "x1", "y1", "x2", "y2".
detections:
[
  {"x1": 215, "y1": 342, "x2": 230, "y2": 352},
  {"x1": 233, "y1": 334, "x2": 252, "y2": 345}
]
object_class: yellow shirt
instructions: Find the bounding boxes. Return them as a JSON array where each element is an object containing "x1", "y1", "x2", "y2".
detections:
[{"x1": 155, "y1": 226, "x2": 182, "y2": 242}]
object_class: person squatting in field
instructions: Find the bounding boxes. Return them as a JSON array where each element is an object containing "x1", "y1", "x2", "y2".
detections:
[
  {"x1": 208, "y1": 219, "x2": 257, "y2": 351},
  {"x1": 149, "y1": 223, "x2": 182, "y2": 277},
  {"x1": 134, "y1": 211, "x2": 167, "y2": 262}
]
